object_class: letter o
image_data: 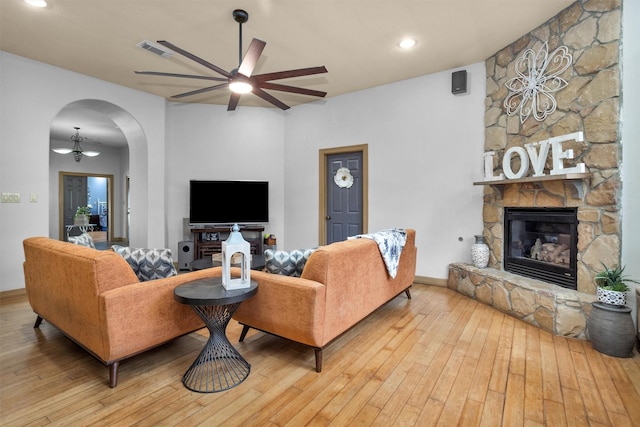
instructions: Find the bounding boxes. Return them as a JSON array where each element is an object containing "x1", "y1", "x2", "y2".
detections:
[{"x1": 502, "y1": 147, "x2": 529, "y2": 179}]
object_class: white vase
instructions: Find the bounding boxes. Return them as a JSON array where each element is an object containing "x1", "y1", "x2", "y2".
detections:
[{"x1": 471, "y1": 234, "x2": 490, "y2": 268}]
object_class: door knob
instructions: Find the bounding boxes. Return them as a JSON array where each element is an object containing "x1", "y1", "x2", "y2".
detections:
[{"x1": 325, "y1": 216, "x2": 331, "y2": 220}]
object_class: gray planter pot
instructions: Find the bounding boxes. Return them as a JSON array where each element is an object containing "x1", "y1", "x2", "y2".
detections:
[
  {"x1": 587, "y1": 302, "x2": 636, "y2": 358},
  {"x1": 74, "y1": 214, "x2": 89, "y2": 225}
]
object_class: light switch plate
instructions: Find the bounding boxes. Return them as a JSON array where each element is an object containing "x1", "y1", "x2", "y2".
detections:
[{"x1": 1, "y1": 193, "x2": 21, "y2": 203}]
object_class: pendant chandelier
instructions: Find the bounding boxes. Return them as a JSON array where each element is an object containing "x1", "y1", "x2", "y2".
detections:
[{"x1": 52, "y1": 127, "x2": 100, "y2": 162}]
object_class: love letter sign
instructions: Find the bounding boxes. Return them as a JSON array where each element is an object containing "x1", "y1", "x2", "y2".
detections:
[{"x1": 483, "y1": 131, "x2": 586, "y2": 181}]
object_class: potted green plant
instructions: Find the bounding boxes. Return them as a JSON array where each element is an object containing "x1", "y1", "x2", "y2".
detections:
[
  {"x1": 594, "y1": 263, "x2": 638, "y2": 306},
  {"x1": 588, "y1": 263, "x2": 639, "y2": 358},
  {"x1": 74, "y1": 206, "x2": 91, "y2": 225}
]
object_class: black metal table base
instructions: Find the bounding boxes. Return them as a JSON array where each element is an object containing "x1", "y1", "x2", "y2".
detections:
[{"x1": 183, "y1": 302, "x2": 250, "y2": 393}]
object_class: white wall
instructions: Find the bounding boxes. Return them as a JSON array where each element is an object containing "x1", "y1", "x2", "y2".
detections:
[
  {"x1": 164, "y1": 64, "x2": 487, "y2": 280},
  {"x1": 284, "y1": 63, "x2": 487, "y2": 279},
  {"x1": 0, "y1": 51, "x2": 166, "y2": 292},
  {"x1": 164, "y1": 102, "x2": 286, "y2": 256},
  {"x1": 621, "y1": 0, "x2": 640, "y2": 325}
]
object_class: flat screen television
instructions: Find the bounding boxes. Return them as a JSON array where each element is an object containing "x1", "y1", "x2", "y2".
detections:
[{"x1": 189, "y1": 180, "x2": 269, "y2": 225}]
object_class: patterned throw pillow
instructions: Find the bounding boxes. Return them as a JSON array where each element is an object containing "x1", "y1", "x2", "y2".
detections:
[
  {"x1": 68, "y1": 233, "x2": 96, "y2": 249},
  {"x1": 264, "y1": 248, "x2": 317, "y2": 277},
  {"x1": 112, "y1": 245, "x2": 177, "y2": 281}
]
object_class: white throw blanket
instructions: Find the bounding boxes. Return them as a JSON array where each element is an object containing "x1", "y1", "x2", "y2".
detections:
[{"x1": 349, "y1": 228, "x2": 407, "y2": 278}]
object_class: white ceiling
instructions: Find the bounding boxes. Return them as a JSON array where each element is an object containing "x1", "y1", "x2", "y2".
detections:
[{"x1": 1, "y1": 0, "x2": 574, "y2": 147}]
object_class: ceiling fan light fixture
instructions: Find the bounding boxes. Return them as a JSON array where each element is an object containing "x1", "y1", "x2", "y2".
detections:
[
  {"x1": 229, "y1": 80, "x2": 253, "y2": 94},
  {"x1": 52, "y1": 127, "x2": 100, "y2": 162},
  {"x1": 52, "y1": 147, "x2": 72, "y2": 154},
  {"x1": 133, "y1": 9, "x2": 327, "y2": 110}
]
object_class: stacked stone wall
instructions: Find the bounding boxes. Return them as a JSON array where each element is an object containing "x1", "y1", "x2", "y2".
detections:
[{"x1": 482, "y1": 0, "x2": 622, "y2": 294}]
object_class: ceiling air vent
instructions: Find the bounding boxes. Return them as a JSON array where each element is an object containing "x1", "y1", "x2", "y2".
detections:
[{"x1": 136, "y1": 40, "x2": 173, "y2": 58}]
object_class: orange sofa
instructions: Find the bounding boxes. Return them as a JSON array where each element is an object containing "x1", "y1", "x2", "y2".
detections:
[
  {"x1": 232, "y1": 229, "x2": 417, "y2": 372},
  {"x1": 22, "y1": 237, "x2": 218, "y2": 388}
]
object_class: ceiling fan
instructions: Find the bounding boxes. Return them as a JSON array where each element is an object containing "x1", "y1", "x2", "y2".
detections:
[{"x1": 135, "y1": 9, "x2": 328, "y2": 111}]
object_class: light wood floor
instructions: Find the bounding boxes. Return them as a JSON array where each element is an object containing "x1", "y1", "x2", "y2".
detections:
[{"x1": 1, "y1": 285, "x2": 639, "y2": 426}]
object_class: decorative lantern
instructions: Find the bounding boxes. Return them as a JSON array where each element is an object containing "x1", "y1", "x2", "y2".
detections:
[{"x1": 221, "y1": 224, "x2": 251, "y2": 290}]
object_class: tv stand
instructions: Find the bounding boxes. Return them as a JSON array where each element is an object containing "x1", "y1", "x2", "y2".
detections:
[{"x1": 192, "y1": 225, "x2": 264, "y2": 260}]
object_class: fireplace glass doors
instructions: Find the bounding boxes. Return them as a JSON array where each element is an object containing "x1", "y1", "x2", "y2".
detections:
[{"x1": 504, "y1": 207, "x2": 578, "y2": 289}]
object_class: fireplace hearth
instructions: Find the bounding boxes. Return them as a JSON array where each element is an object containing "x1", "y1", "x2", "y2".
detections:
[{"x1": 504, "y1": 207, "x2": 578, "y2": 289}]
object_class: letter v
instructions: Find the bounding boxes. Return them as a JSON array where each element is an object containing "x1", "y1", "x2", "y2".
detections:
[{"x1": 525, "y1": 140, "x2": 550, "y2": 177}]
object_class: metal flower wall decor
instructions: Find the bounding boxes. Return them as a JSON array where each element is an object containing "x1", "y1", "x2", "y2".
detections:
[{"x1": 504, "y1": 42, "x2": 572, "y2": 123}]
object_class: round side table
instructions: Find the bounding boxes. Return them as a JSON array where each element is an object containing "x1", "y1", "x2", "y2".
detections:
[{"x1": 174, "y1": 277, "x2": 258, "y2": 392}]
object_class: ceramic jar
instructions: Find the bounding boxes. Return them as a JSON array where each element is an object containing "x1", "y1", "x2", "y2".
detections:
[
  {"x1": 471, "y1": 234, "x2": 490, "y2": 268},
  {"x1": 588, "y1": 302, "x2": 636, "y2": 358}
]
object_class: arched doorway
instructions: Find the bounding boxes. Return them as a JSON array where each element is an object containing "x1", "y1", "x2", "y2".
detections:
[{"x1": 49, "y1": 99, "x2": 144, "y2": 245}]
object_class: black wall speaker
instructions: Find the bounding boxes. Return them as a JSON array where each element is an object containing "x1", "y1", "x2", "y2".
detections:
[
  {"x1": 452, "y1": 70, "x2": 467, "y2": 94},
  {"x1": 177, "y1": 240, "x2": 194, "y2": 270}
]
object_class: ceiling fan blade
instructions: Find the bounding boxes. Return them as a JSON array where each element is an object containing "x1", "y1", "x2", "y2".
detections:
[
  {"x1": 171, "y1": 82, "x2": 228, "y2": 99},
  {"x1": 259, "y1": 82, "x2": 327, "y2": 98},
  {"x1": 227, "y1": 93, "x2": 241, "y2": 111},
  {"x1": 252, "y1": 87, "x2": 290, "y2": 110},
  {"x1": 237, "y1": 38, "x2": 266, "y2": 78},
  {"x1": 135, "y1": 71, "x2": 227, "y2": 81},
  {"x1": 157, "y1": 40, "x2": 232, "y2": 78},
  {"x1": 254, "y1": 66, "x2": 328, "y2": 82}
]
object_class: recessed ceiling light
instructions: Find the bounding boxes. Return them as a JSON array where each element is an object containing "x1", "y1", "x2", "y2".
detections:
[
  {"x1": 399, "y1": 38, "x2": 417, "y2": 49},
  {"x1": 25, "y1": 0, "x2": 47, "y2": 7}
]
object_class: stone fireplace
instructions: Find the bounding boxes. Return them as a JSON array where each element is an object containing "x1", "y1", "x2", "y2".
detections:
[
  {"x1": 480, "y1": 0, "x2": 622, "y2": 294},
  {"x1": 447, "y1": 1, "x2": 622, "y2": 339}
]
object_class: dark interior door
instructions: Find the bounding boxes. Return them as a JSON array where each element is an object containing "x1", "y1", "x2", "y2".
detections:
[
  {"x1": 63, "y1": 175, "x2": 88, "y2": 227},
  {"x1": 326, "y1": 151, "x2": 363, "y2": 243}
]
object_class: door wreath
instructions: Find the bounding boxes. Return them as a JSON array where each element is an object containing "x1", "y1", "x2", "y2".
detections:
[{"x1": 334, "y1": 167, "x2": 354, "y2": 188}]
